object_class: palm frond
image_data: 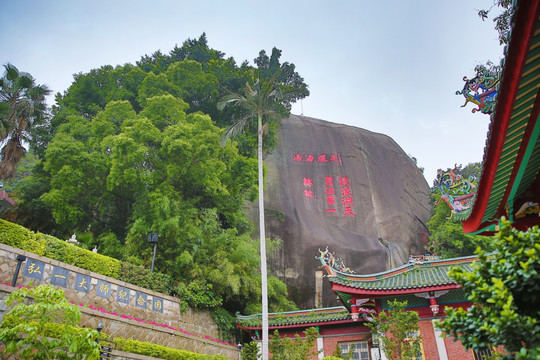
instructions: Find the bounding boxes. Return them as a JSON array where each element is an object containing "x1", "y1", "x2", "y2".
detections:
[
  {"x1": 4, "y1": 64, "x2": 19, "y2": 82},
  {"x1": 219, "y1": 116, "x2": 251, "y2": 146}
]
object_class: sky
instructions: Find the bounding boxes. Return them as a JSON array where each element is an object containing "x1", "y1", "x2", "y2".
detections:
[{"x1": 1, "y1": 0, "x2": 505, "y2": 184}]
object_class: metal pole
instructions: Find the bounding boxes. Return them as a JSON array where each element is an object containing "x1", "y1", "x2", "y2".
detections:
[
  {"x1": 150, "y1": 243, "x2": 157, "y2": 273},
  {"x1": 11, "y1": 255, "x2": 26, "y2": 287}
]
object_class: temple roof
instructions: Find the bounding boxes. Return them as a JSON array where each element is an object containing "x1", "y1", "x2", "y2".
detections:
[
  {"x1": 462, "y1": 0, "x2": 540, "y2": 234},
  {"x1": 0, "y1": 190, "x2": 15, "y2": 212},
  {"x1": 327, "y1": 255, "x2": 476, "y2": 296},
  {"x1": 236, "y1": 306, "x2": 353, "y2": 330}
]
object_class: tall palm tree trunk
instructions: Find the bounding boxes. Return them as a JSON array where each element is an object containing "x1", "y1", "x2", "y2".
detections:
[{"x1": 258, "y1": 113, "x2": 269, "y2": 360}]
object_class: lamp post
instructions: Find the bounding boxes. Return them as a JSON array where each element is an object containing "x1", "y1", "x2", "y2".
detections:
[
  {"x1": 146, "y1": 233, "x2": 159, "y2": 273},
  {"x1": 11, "y1": 254, "x2": 26, "y2": 287},
  {"x1": 237, "y1": 343, "x2": 243, "y2": 360},
  {"x1": 97, "y1": 321, "x2": 103, "y2": 338}
]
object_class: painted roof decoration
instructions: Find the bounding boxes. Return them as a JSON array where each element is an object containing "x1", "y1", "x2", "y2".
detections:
[
  {"x1": 462, "y1": 1, "x2": 540, "y2": 234},
  {"x1": 325, "y1": 255, "x2": 477, "y2": 294},
  {"x1": 236, "y1": 306, "x2": 353, "y2": 329},
  {"x1": 457, "y1": 63, "x2": 500, "y2": 114},
  {"x1": 315, "y1": 246, "x2": 355, "y2": 276},
  {"x1": 432, "y1": 166, "x2": 476, "y2": 219}
]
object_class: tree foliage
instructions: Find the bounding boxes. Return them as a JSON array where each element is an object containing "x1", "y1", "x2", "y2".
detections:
[
  {"x1": 2, "y1": 34, "x2": 307, "y2": 317},
  {"x1": 0, "y1": 63, "x2": 50, "y2": 178},
  {"x1": 241, "y1": 341, "x2": 261, "y2": 360},
  {"x1": 0, "y1": 285, "x2": 100, "y2": 359},
  {"x1": 366, "y1": 299, "x2": 421, "y2": 360},
  {"x1": 478, "y1": 0, "x2": 514, "y2": 45},
  {"x1": 268, "y1": 327, "x2": 320, "y2": 360},
  {"x1": 438, "y1": 220, "x2": 540, "y2": 359}
]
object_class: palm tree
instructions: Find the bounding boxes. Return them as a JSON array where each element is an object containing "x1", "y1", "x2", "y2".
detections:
[
  {"x1": 218, "y1": 76, "x2": 285, "y2": 360},
  {"x1": 0, "y1": 63, "x2": 49, "y2": 179}
]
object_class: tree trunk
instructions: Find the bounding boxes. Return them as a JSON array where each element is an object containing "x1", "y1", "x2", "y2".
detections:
[{"x1": 258, "y1": 114, "x2": 269, "y2": 360}]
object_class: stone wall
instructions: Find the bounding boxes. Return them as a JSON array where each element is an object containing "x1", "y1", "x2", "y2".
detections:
[{"x1": 0, "y1": 243, "x2": 237, "y2": 359}]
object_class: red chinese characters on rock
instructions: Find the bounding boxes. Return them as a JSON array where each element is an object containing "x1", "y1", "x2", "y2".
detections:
[
  {"x1": 292, "y1": 153, "x2": 342, "y2": 166},
  {"x1": 303, "y1": 177, "x2": 314, "y2": 199},
  {"x1": 339, "y1": 176, "x2": 356, "y2": 217},
  {"x1": 325, "y1": 176, "x2": 337, "y2": 213},
  {"x1": 301, "y1": 175, "x2": 356, "y2": 217}
]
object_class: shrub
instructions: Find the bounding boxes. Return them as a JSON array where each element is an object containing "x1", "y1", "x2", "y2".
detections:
[
  {"x1": 0, "y1": 219, "x2": 46, "y2": 255},
  {"x1": 114, "y1": 337, "x2": 229, "y2": 360},
  {"x1": 118, "y1": 261, "x2": 172, "y2": 294},
  {"x1": 0, "y1": 284, "x2": 100, "y2": 359}
]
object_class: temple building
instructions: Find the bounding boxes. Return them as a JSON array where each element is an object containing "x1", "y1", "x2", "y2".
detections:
[{"x1": 238, "y1": 255, "x2": 482, "y2": 359}]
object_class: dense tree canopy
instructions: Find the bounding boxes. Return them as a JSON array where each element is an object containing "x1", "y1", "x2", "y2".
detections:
[{"x1": 2, "y1": 34, "x2": 307, "y2": 316}]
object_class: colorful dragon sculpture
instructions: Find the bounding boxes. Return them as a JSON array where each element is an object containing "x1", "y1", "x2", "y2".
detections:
[
  {"x1": 456, "y1": 64, "x2": 499, "y2": 114},
  {"x1": 316, "y1": 247, "x2": 355, "y2": 276},
  {"x1": 432, "y1": 165, "x2": 477, "y2": 218}
]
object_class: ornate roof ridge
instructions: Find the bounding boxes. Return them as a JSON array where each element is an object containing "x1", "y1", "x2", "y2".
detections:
[
  {"x1": 236, "y1": 306, "x2": 353, "y2": 328},
  {"x1": 330, "y1": 254, "x2": 478, "y2": 281},
  {"x1": 236, "y1": 306, "x2": 348, "y2": 320}
]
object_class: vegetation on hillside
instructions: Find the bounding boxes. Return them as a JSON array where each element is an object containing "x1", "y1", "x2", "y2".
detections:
[{"x1": 1, "y1": 34, "x2": 305, "y2": 327}]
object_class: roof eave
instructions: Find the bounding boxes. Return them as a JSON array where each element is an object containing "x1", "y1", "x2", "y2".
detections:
[
  {"x1": 463, "y1": 0, "x2": 540, "y2": 233},
  {"x1": 330, "y1": 283, "x2": 461, "y2": 297}
]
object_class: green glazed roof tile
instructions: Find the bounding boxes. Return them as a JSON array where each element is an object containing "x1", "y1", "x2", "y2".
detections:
[
  {"x1": 237, "y1": 306, "x2": 352, "y2": 328},
  {"x1": 328, "y1": 256, "x2": 476, "y2": 291}
]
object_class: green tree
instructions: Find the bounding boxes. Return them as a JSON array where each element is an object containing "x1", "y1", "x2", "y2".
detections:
[
  {"x1": 268, "y1": 327, "x2": 320, "y2": 360},
  {"x1": 438, "y1": 219, "x2": 540, "y2": 359},
  {"x1": 0, "y1": 63, "x2": 50, "y2": 178},
  {"x1": 427, "y1": 195, "x2": 494, "y2": 258},
  {"x1": 366, "y1": 299, "x2": 422, "y2": 360},
  {"x1": 218, "y1": 75, "x2": 289, "y2": 360},
  {"x1": 241, "y1": 341, "x2": 261, "y2": 360},
  {"x1": 0, "y1": 284, "x2": 100, "y2": 359}
]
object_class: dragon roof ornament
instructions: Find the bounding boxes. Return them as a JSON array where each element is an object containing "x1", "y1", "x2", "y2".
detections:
[
  {"x1": 316, "y1": 247, "x2": 355, "y2": 276},
  {"x1": 432, "y1": 165, "x2": 476, "y2": 219},
  {"x1": 456, "y1": 64, "x2": 500, "y2": 114}
]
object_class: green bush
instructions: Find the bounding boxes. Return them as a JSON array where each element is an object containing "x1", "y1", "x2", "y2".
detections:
[
  {"x1": 118, "y1": 262, "x2": 172, "y2": 294},
  {"x1": 43, "y1": 238, "x2": 121, "y2": 278},
  {"x1": 114, "y1": 337, "x2": 229, "y2": 360},
  {"x1": 0, "y1": 219, "x2": 46, "y2": 255}
]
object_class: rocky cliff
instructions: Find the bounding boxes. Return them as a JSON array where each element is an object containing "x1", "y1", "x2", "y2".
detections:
[{"x1": 248, "y1": 115, "x2": 432, "y2": 309}]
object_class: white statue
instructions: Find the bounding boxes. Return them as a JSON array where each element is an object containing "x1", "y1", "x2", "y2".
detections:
[
  {"x1": 92, "y1": 246, "x2": 98, "y2": 253},
  {"x1": 67, "y1": 233, "x2": 79, "y2": 245}
]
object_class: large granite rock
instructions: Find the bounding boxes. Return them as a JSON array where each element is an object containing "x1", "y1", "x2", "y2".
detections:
[{"x1": 249, "y1": 115, "x2": 431, "y2": 309}]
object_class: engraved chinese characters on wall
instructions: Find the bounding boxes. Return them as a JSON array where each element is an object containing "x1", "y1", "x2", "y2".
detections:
[
  {"x1": 20, "y1": 257, "x2": 165, "y2": 313},
  {"x1": 75, "y1": 273, "x2": 91, "y2": 293},
  {"x1": 24, "y1": 259, "x2": 45, "y2": 280},
  {"x1": 51, "y1": 266, "x2": 69, "y2": 287},
  {"x1": 293, "y1": 152, "x2": 356, "y2": 217}
]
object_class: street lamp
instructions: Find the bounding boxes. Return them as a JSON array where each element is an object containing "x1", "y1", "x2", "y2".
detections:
[
  {"x1": 237, "y1": 343, "x2": 243, "y2": 360},
  {"x1": 147, "y1": 233, "x2": 159, "y2": 272},
  {"x1": 97, "y1": 321, "x2": 103, "y2": 337},
  {"x1": 11, "y1": 254, "x2": 26, "y2": 287}
]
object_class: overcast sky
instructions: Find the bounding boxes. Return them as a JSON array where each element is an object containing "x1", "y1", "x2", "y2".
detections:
[{"x1": 1, "y1": 0, "x2": 504, "y2": 183}]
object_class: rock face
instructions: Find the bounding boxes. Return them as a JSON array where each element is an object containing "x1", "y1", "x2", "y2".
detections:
[{"x1": 250, "y1": 115, "x2": 432, "y2": 309}]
